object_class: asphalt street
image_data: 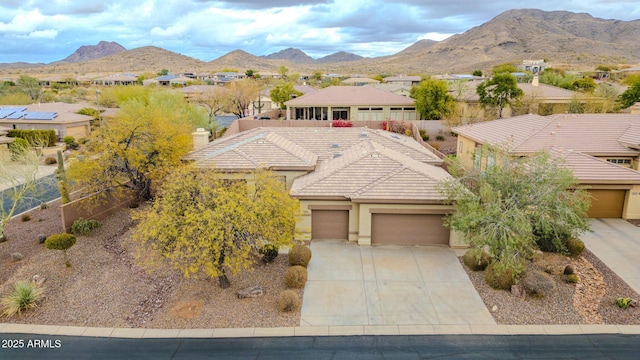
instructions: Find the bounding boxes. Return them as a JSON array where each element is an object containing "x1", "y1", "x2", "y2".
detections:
[
  {"x1": 1, "y1": 334, "x2": 639, "y2": 359},
  {"x1": 1, "y1": 174, "x2": 60, "y2": 216}
]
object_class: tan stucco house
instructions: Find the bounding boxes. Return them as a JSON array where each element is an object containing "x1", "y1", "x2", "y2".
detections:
[
  {"x1": 284, "y1": 86, "x2": 418, "y2": 121},
  {"x1": 184, "y1": 126, "x2": 461, "y2": 246},
  {"x1": 0, "y1": 103, "x2": 92, "y2": 141},
  {"x1": 452, "y1": 113, "x2": 640, "y2": 219}
]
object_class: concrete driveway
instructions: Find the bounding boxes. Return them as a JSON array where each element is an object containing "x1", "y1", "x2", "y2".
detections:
[
  {"x1": 300, "y1": 240, "x2": 495, "y2": 326},
  {"x1": 581, "y1": 219, "x2": 640, "y2": 294}
]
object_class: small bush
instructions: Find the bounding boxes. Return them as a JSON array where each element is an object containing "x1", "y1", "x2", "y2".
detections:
[
  {"x1": 63, "y1": 136, "x2": 75, "y2": 146},
  {"x1": 565, "y1": 238, "x2": 585, "y2": 257},
  {"x1": 614, "y1": 297, "x2": 636, "y2": 309},
  {"x1": 260, "y1": 244, "x2": 279, "y2": 264},
  {"x1": 436, "y1": 135, "x2": 445, "y2": 141},
  {"x1": 45, "y1": 233, "x2": 77, "y2": 266},
  {"x1": 484, "y1": 261, "x2": 517, "y2": 290},
  {"x1": 522, "y1": 269, "x2": 556, "y2": 298},
  {"x1": 463, "y1": 248, "x2": 491, "y2": 271},
  {"x1": 8, "y1": 137, "x2": 29, "y2": 158},
  {"x1": 71, "y1": 218, "x2": 100, "y2": 235},
  {"x1": 284, "y1": 265, "x2": 308, "y2": 288},
  {"x1": 419, "y1": 129, "x2": 429, "y2": 141},
  {"x1": 44, "y1": 156, "x2": 57, "y2": 165},
  {"x1": 564, "y1": 274, "x2": 579, "y2": 284},
  {"x1": 21, "y1": 213, "x2": 31, "y2": 222},
  {"x1": 288, "y1": 244, "x2": 312, "y2": 268},
  {"x1": 1, "y1": 281, "x2": 44, "y2": 317},
  {"x1": 39, "y1": 202, "x2": 48, "y2": 210},
  {"x1": 277, "y1": 290, "x2": 300, "y2": 312}
]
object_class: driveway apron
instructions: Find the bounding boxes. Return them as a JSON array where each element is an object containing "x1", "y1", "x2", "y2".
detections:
[
  {"x1": 300, "y1": 240, "x2": 495, "y2": 326},
  {"x1": 580, "y1": 219, "x2": 640, "y2": 294}
]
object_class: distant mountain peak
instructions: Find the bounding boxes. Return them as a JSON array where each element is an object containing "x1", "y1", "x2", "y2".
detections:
[
  {"x1": 61, "y1": 41, "x2": 126, "y2": 63},
  {"x1": 316, "y1": 51, "x2": 364, "y2": 63},
  {"x1": 262, "y1": 48, "x2": 315, "y2": 63}
]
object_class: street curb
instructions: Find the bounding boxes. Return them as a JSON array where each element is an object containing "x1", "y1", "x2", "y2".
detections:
[{"x1": 1, "y1": 323, "x2": 639, "y2": 338}]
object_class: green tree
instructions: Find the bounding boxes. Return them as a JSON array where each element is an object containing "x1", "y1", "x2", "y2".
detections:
[
  {"x1": 476, "y1": 73, "x2": 524, "y2": 118},
  {"x1": 132, "y1": 166, "x2": 300, "y2": 288},
  {"x1": 492, "y1": 63, "x2": 518, "y2": 74},
  {"x1": 278, "y1": 65, "x2": 289, "y2": 80},
  {"x1": 439, "y1": 146, "x2": 591, "y2": 278},
  {"x1": 67, "y1": 89, "x2": 204, "y2": 200},
  {"x1": 311, "y1": 71, "x2": 323, "y2": 83},
  {"x1": 617, "y1": 75, "x2": 640, "y2": 109},
  {"x1": 191, "y1": 86, "x2": 227, "y2": 139},
  {"x1": 472, "y1": 70, "x2": 483, "y2": 77},
  {"x1": 572, "y1": 77, "x2": 596, "y2": 93},
  {"x1": 157, "y1": 69, "x2": 169, "y2": 76},
  {"x1": 17, "y1": 75, "x2": 41, "y2": 101},
  {"x1": 410, "y1": 79, "x2": 456, "y2": 120},
  {"x1": 245, "y1": 69, "x2": 255, "y2": 78},
  {"x1": 270, "y1": 82, "x2": 303, "y2": 109}
]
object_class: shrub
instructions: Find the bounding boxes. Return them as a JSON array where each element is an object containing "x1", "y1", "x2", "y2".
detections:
[
  {"x1": 284, "y1": 266, "x2": 308, "y2": 288},
  {"x1": 40, "y1": 202, "x2": 48, "y2": 210},
  {"x1": 277, "y1": 290, "x2": 300, "y2": 312},
  {"x1": 8, "y1": 137, "x2": 29, "y2": 158},
  {"x1": 7, "y1": 129, "x2": 56, "y2": 147},
  {"x1": 614, "y1": 297, "x2": 636, "y2": 309},
  {"x1": 522, "y1": 269, "x2": 556, "y2": 298},
  {"x1": 260, "y1": 244, "x2": 279, "y2": 264},
  {"x1": 564, "y1": 274, "x2": 579, "y2": 284},
  {"x1": 45, "y1": 233, "x2": 77, "y2": 266},
  {"x1": 1, "y1": 281, "x2": 44, "y2": 317},
  {"x1": 288, "y1": 244, "x2": 312, "y2": 268},
  {"x1": 71, "y1": 218, "x2": 100, "y2": 235},
  {"x1": 565, "y1": 238, "x2": 585, "y2": 257},
  {"x1": 44, "y1": 156, "x2": 57, "y2": 165},
  {"x1": 463, "y1": 248, "x2": 491, "y2": 271},
  {"x1": 63, "y1": 136, "x2": 75, "y2": 146},
  {"x1": 484, "y1": 261, "x2": 518, "y2": 290},
  {"x1": 332, "y1": 119, "x2": 353, "y2": 127},
  {"x1": 419, "y1": 129, "x2": 429, "y2": 141},
  {"x1": 436, "y1": 135, "x2": 445, "y2": 141},
  {"x1": 21, "y1": 213, "x2": 31, "y2": 222}
]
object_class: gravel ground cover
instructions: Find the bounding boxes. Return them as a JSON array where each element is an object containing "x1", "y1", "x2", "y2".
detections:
[{"x1": 0, "y1": 203, "x2": 300, "y2": 328}]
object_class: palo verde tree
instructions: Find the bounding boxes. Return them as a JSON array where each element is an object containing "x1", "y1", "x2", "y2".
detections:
[
  {"x1": 270, "y1": 82, "x2": 302, "y2": 109},
  {"x1": 17, "y1": 75, "x2": 41, "y2": 102},
  {"x1": 131, "y1": 166, "x2": 300, "y2": 288},
  {"x1": 439, "y1": 146, "x2": 591, "y2": 279},
  {"x1": 190, "y1": 86, "x2": 227, "y2": 139},
  {"x1": 67, "y1": 89, "x2": 205, "y2": 200},
  {"x1": 410, "y1": 78, "x2": 456, "y2": 120},
  {"x1": 476, "y1": 73, "x2": 523, "y2": 118}
]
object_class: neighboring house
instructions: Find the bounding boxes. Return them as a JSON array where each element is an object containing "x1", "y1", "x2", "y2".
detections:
[
  {"x1": 518, "y1": 59, "x2": 549, "y2": 74},
  {"x1": 184, "y1": 126, "x2": 460, "y2": 246},
  {"x1": 341, "y1": 77, "x2": 380, "y2": 86},
  {"x1": 452, "y1": 113, "x2": 640, "y2": 219},
  {"x1": 366, "y1": 83, "x2": 412, "y2": 97},
  {"x1": 143, "y1": 74, "x2": 192, "y2": 87},
  {"x1": 248, "y1": 88, "x2": 275, "y2": 115},
  {"x1": 383, "y1": 75, "x2": 421, "y2": 87},
  {"x1": 38, "y1": 75, "x2": 78, "y2": 88},
  {"x1": 284, "y1": 86, "x2": 418, "y2": 121},
  {"x1": 0, "y1": 103, "x2": 93, "y2": 141},
  {"x1": 92, "y1": 74, "x2": 138, "y2": 86},
  {"x1": 456, "y1": 79, "x2": 592, "y2": 119}
]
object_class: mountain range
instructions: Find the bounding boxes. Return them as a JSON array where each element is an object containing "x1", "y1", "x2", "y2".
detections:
[{"x1": 2, "y1": 9, "x2": 639, "y2": 75}]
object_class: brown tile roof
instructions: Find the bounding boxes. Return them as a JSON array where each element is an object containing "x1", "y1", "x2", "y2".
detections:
[
  {"x1": 453, "y1": 113, "x2": 640, "y2": 157},
  {"x1": 290, "y1": 140, "x2": 451, "y2": 202},
  {"x1": 284, "y1": 86, "x2": 415, "y2": 107},
  {"x1": 184, "y1": 129, "x2": 318, "y2": 170},
  {"x1": 550, "y1": 147, "x2": 640, "y2": 184},
  {"x1": 618, "y1": 124, "x2": 640, "y2": 150}
]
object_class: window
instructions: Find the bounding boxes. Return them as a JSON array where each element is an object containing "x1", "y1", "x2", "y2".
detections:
[
  {"x1": 606, "y1": 158, "x2": 632, "y2": 166},
  {"x1": 473, "y1": 151, "x2": 481, "y2": 169}
]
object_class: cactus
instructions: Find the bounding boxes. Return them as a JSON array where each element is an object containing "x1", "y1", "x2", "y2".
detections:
[{"x1": 55, "y1": 150, "x2": 71, "y2": 204}]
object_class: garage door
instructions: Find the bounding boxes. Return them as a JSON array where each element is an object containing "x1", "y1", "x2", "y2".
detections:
[
  {"x1": 371, "y1": 214, "x2": 449, "y2": 245},
  {"x1": 311, "y1": 210, "x2": 349, "y2": 240},
  {"x1": 587, "y1": 189, "x2": 625, "y2": 218},
  {"x1": 65, "y1": 125, "x2": 88, "y2": 139}
]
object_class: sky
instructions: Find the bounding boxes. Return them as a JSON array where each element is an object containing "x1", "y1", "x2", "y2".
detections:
[{"x1": 0, "y1": 0, "x2": 639, "y2": 64}]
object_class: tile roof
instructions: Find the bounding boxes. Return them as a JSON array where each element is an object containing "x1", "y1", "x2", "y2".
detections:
[
  {"x1": 550, "y1": 147, "x2": 640, "y2": 184},
  {"x1": 0, "y1": 103, "x2": 93, "y2": 123},
  {"x1": 383, "y1": 76, "x2": 421, "y2": 82},
  {"x1": 284, "y1": 86, "x2": 415, "y2": 107},
  {"x1": 184, "y1": 129, "x2": 318, "y2": 170},
  {"x1": 453, "y1": 113, "x2": 640, "y2": 156},
  {"x1": 618, "y1": 124, "x2": 640, "y2": 150},
  {"x1": 290, "y1": 140, "x2": 451, "y2": 202}
]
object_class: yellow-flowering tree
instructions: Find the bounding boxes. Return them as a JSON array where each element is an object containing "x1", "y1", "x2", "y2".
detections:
[
  {"x1": 68, "y1": 89, "x2": 204, "y2": 200},
  {"x1": 132, "y1": 166, "x2": 300, "y2": 288}
]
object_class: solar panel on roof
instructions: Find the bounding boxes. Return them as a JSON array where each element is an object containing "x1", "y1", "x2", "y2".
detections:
[
  {"x1": 24, "y1": 112, "x2": 57, "y2": 120},
  {"x1": 0, "y1": 107, "x2": 27, "y2": 119},
  {"x1": 6, "y1": 111, "x2": 26, "y2": 119}
]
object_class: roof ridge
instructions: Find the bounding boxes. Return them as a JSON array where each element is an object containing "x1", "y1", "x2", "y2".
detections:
[
  {"x1": 264, "y1": 131, "x2": 318, "y2": 166},
  {"x1": 349, "y1": 163, "x2": 405, "y2": 198}
]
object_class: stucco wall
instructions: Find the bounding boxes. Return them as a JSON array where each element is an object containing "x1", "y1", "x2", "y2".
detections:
[
  {"x1": 623, "y1": 185, "x2": 640, "y2": 220},
  {"x1": 456, "y1": 135, "x2": 478, "y2": 170}
]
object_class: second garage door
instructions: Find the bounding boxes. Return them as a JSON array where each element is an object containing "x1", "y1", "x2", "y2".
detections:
[
  {"x1": 311, "y1": 210, "x2": 349, "y2": 240},
  {"x1": 371, "y1": 214, "x2": 449, "y2": 245},
  {"x1": 587, "y1": 189, "x2": 626, "y2": 218}
]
